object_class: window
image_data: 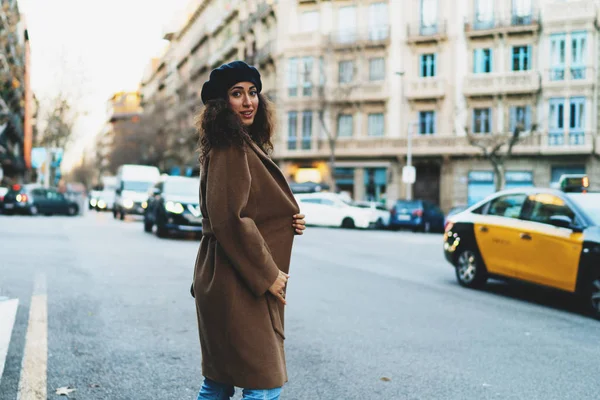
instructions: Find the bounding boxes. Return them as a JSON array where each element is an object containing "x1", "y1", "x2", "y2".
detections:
[
  {"x1": 288, "y1": 111, "x2": 298, "y2": 150},
  {"x1": 369, "y1": 58, "x2": 385, "y2": 81},
  {"x1": 420, "y1": 0, "x2": 438, "y2": 34},
  {"x1": 571, "y1": 31, "x2": 587, "y2": 79},
  {"x1": 549, "y1": 33, "x2": 566, "y2": 81},
  {"x1": 474, "y1": 49, "x2": 492, "y2": 73},
  {"x1": 318, "y1": 56, "x2": 325, "y2": 87},
  {"x1": 302, "y1": 111, "x2": 313, "y2": 150},
  {"x1": 337, "y1": 114, "x2": 353, "y2": 138},
  {"x1": 509, "y1": 106, "x2": 531, "y2": 132},
  {"x1": 418, "y1": 111, "x2": 436, "y2": 135},
  {"x1": 339, "y1": 60, "x2": 354, "y2": 83},
  {"x1": 302, "y1": 57, "x2": 313, "y2": 96},
  {"x1": 512, "y1": 0, "x2": 532, "y2": 24},
  {"x1": 486, "y1": 194, "x2": 527, "y2": 219},
  {"x1": 475, "y1": 0, "x2": 494, "y2": 29},
  {"x1": 512, "y1": 46, "x2": 531, "y2": 71},
  {"x1": 525, "y1": 193, "x2": 575, "y2": 225},
  {"x1": 288, "y1": 58, "x2": 298, "y2": 97},
  {"x1": 368, "y1": 2, "x2": 389, "y2": 40},
  {"x1": 338, "y1": 6, "x2": 357, "y2": 43},
  {"x1": 368, "y1": 113, "x2": 384, "y2": 137},
  {"x1": 569, "y1": 97, "x2": 585, "y2": 145},
  {"x1": 420, "y1": 54, "x2": 436, "y2": 77},
  {"x1": 549, "y1": 98, "x2": 565, "y2": 145},
  {"x1": 472, "y1": 108, "x2": 492, "y2": 134},
  {"x1": 301, "y1": 11, "x2": 320, "y2": 33}
]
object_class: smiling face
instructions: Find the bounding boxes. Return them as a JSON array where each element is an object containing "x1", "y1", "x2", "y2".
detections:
[{"x1": 227, "y1": 82, "x2": 259, "y2": 126}]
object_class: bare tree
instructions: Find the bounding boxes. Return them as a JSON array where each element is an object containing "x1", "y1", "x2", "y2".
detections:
[
  {"x1": 314, "y1": 37, "x2": 362, "y2": 192},
  {"x1": 465, "y1": 122, "x2": 538, "y2": 191},
  {"x1": 36, "y1": 92, "x2": 79, "y2": 150}
]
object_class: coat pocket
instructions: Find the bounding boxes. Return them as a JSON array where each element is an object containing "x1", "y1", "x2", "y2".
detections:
[{"x1": 265, "y1": 294, "x2": 286, "y2": 340}]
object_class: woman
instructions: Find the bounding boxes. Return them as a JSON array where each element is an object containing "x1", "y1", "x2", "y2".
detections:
[{"x1": 192, "y1": 60, "x2": 306, "y2": 400}]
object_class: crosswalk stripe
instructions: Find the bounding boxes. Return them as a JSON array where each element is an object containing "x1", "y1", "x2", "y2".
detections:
[
  {"x1": 17, "y1": 273, "x2": 47, "y2": 400},
  {"x1": 0, "y1": 298, "x2": 19, "y2": 383}
]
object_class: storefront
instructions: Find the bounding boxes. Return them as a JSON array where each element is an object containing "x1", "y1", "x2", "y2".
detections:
[{"x1": 467, "y1": 170, "x2": 534, "y2": 205}]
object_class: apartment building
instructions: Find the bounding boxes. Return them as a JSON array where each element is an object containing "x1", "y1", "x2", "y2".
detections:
[
  {"x1": 137, "y1": 0, "x2": 278, "y2": 176},
  {"x1": 0, "y1": 0, "x2": 30, "y2": 184},
  {"x1": 276, "y1": 0, "x2": 600, "y2": 212}
]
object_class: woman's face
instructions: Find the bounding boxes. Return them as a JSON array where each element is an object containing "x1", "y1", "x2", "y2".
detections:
[{"x1": 227, "y1": 82, "x2": 259, "y2": 126}]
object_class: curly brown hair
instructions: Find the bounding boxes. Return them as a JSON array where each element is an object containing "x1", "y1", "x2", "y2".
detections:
[{"x1": 195, "y1": 93, "x2": 275, "y2": 164}]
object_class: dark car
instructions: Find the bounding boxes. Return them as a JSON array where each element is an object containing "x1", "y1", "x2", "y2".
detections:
[
  {"x1": 444, "y1": 178, "x2": 600, "y2": 319},
  {"x1": 143, "y1": 176, "x2": 202, "y2": 238},
  {"x1": 2, "y1": 184, "x2": 79, "y2": 216},
  {"x1": 389, "y1": 199, "x2": 445, "y2": 233}
]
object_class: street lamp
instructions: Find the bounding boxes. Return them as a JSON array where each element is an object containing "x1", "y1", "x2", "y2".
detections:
[{"x1": 395, "y1": 71, "x2": 415, "y2": 201}]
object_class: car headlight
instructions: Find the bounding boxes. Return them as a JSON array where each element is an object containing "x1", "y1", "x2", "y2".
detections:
[
  {"x1": 97, "y1": 200, "x2": 106, "y2": 209},
  {"x1": 142, "y1": 201, "x2": 148, "y2": 209},
  {"x1": 165, "y1": 201, "x2": 184, "y2": 214},
  {"x1": 90, "y1": 199, "x2": 97, "y2": 207},
  {"x1": 123, "y1": 199, "x2": 134, "y2": 209}
]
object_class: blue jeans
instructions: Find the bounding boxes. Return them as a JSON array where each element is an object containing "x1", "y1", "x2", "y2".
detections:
[{"x1": 197, "y1": 377, "x2": 282, "y2": 400}]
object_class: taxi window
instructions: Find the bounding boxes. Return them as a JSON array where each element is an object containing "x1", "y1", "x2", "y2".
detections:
[
  {"x1": 525, "y1": 193, "x2": 575, "y2": 225},
  {"x1": 486, "y1": 194, "x2": 527, "y2": 219}
]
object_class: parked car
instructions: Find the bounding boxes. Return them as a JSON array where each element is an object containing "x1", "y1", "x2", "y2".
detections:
[
  {"x1": 2, "y1": 184, "x2": 79, "y2": 216},
  {"x1": 295, "y1": 192, "x2": 373, "y2": 229},
  {"x1": 389, "y1": 199, "x2": 445, "y2": 233},
  {"x1": 143, "y1": 176, "x2": 202, "y2": 238},
  {"x1": 444, "y1": 177, "x2": 600, "y2": 319},
  {"x1": 0, "y1": 186, "x2": 8, "y2": 213},
  {"x1": 289, "y1": 181, "x2": 330, "y2": 194},
  {"x1": 114, "y1": 165, "x2": 160, "y2": 220},
  {"x1": 353, "y1": 201, "x2": 391, "y2": 229}
]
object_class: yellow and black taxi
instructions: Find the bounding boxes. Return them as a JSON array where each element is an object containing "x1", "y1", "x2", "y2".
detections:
[{"x1": 444, "y1": 175, "x2": 600, "y2": 319}]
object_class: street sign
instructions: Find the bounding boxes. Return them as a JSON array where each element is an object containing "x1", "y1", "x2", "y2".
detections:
[
  {"x1": 402, "y1": 166, "x2": 416, "y2": 184},
  {"x1": 31, "y1": 147, "x2": 46, "y2": 169}
]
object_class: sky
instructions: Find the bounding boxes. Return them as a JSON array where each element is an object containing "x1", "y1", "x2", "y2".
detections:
[{"x1": 18, "y1": 0, "x2": 193, "y2": 171}]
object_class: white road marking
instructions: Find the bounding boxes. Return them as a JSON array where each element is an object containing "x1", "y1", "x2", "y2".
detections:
[
  {"x1": 17, "y1": 273, "x2": 47, "y2": 400},
  {"x1": 0, "y1": 298, "x2": 19, "y2": 383}
]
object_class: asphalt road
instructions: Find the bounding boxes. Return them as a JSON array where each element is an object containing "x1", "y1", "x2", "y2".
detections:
[{"x1": 0, "y1": 211, "x2": 599, "y2": 400}]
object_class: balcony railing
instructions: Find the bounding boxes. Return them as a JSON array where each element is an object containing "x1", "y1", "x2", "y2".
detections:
[
  {"x1": 275, "y1": 132, "x2": 597, "y2": 159},
  {"x1": 404, "y1": 78, "x2": 445, "y2": 100},
  {"x1": 406, "y1": 21, "x2": 447, "y2": 42},
  {"x1": 328, "y1": 26, "x2": 390, "y2": 48},
  {"x1": 463, "y1": 71, "x2": 541, "y2": 96},
  {"x1": 255, "y1": 40, "x2": 274, "y2": 65},
  {"x1": 287, "y1": 31, "x2": 323, "y2": 49},
  {"x1": 544, "y1": 66, "x2": 595, "y2": 87},
  {"x1": 464, "y1": 12, "x2": 539, "y2": 36}
]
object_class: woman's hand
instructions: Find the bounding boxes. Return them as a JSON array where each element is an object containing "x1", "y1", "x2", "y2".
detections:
[
  {"x1": 268, "y1": 270, "x2": 289, "y2": 305},
  {"x1": 293, "y1": 214, "x2": 306, "y2": 235}
]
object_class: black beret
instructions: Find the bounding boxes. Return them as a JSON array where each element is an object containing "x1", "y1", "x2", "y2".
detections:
[{"x1": 201, "y1": 61, "x2": 262, "y2": 104}]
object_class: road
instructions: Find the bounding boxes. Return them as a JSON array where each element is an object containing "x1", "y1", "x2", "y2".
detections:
[{"x1": 0, "y1": 212, "x2": 599, "y2": 400}]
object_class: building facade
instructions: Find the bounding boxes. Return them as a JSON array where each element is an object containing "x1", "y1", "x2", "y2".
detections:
[
  {"x1": 276, "y1": 0, "x2": 600, "y2": 212},
  {"x1": 0, "y1": 0, "x2": 30, "y2": 184},
  {"x1": 136, "y1": 0, "x2": 278, "y2": 176}
]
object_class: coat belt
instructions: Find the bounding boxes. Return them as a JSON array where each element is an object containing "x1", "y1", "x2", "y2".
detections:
[{"x1": 202, "y1": 218, "x2": 214, "y2": 236}]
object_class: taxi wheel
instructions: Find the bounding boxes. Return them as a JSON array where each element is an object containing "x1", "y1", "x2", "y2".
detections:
[
  {"x1": 589, "y1": 278, "x2": 600, "y2": 320},
  {"x1": 455, "y1": 248, "x2": 487, "y2": 289}
]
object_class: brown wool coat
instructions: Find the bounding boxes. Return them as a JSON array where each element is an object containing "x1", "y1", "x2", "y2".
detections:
[{"x1": 193, "y1": 138, "x2": 300, "y2": 389}]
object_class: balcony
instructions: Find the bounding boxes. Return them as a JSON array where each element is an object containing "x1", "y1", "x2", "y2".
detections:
[
  {"x1": 543, "y1": 66, "x2": 595, "y2": 91},
  {"x1": 190, "y1": 54, "x2": 209, "y2": 76},
  {"x1": 286, "y1": 31, "x2": 323, "y2": 50},
  {"x1": 406, "y1": 21, "x2": 447, "y2": 44},
  {"x1": 463, "y1": 71, "x2": 541, "y2": 96},
  {"x1": 328, "y1": 26, "x2": 391, "y2": 49},
  {"x1": 542, "y1": 0, "x2": 598, "y2": 27},
  {"x1": 404, "y1": 78, "x2": 445, "y2": 100},
  {"x1": 323, "y1": 82, "x2": 389, "y2": 103},
  {"x1": 255, "y1": 40, "x2": 274, "y2": 65},
  {"x1": 208, "y1": 34, "x2": 240, "y2": 68},
  {"x1": 464, "y1": 12, "x2": 540, "y2": 37}
]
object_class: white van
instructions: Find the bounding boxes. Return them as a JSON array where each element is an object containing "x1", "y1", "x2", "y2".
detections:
[{"x1": 114, "y1": 165, "x2": 160, "y2": 220}]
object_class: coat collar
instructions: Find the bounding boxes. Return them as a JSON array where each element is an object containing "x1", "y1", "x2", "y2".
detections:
[{"x1": 245, "y1": 139, "x2": 298, "y2": 209}]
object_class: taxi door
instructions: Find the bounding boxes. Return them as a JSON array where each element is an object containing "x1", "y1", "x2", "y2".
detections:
[
  {"x1": 473, "y1": 193, "x2": 530, "y2": 278},
  {"x1": 516, "y1": 193, "x2": 584, "y2": 292}
]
